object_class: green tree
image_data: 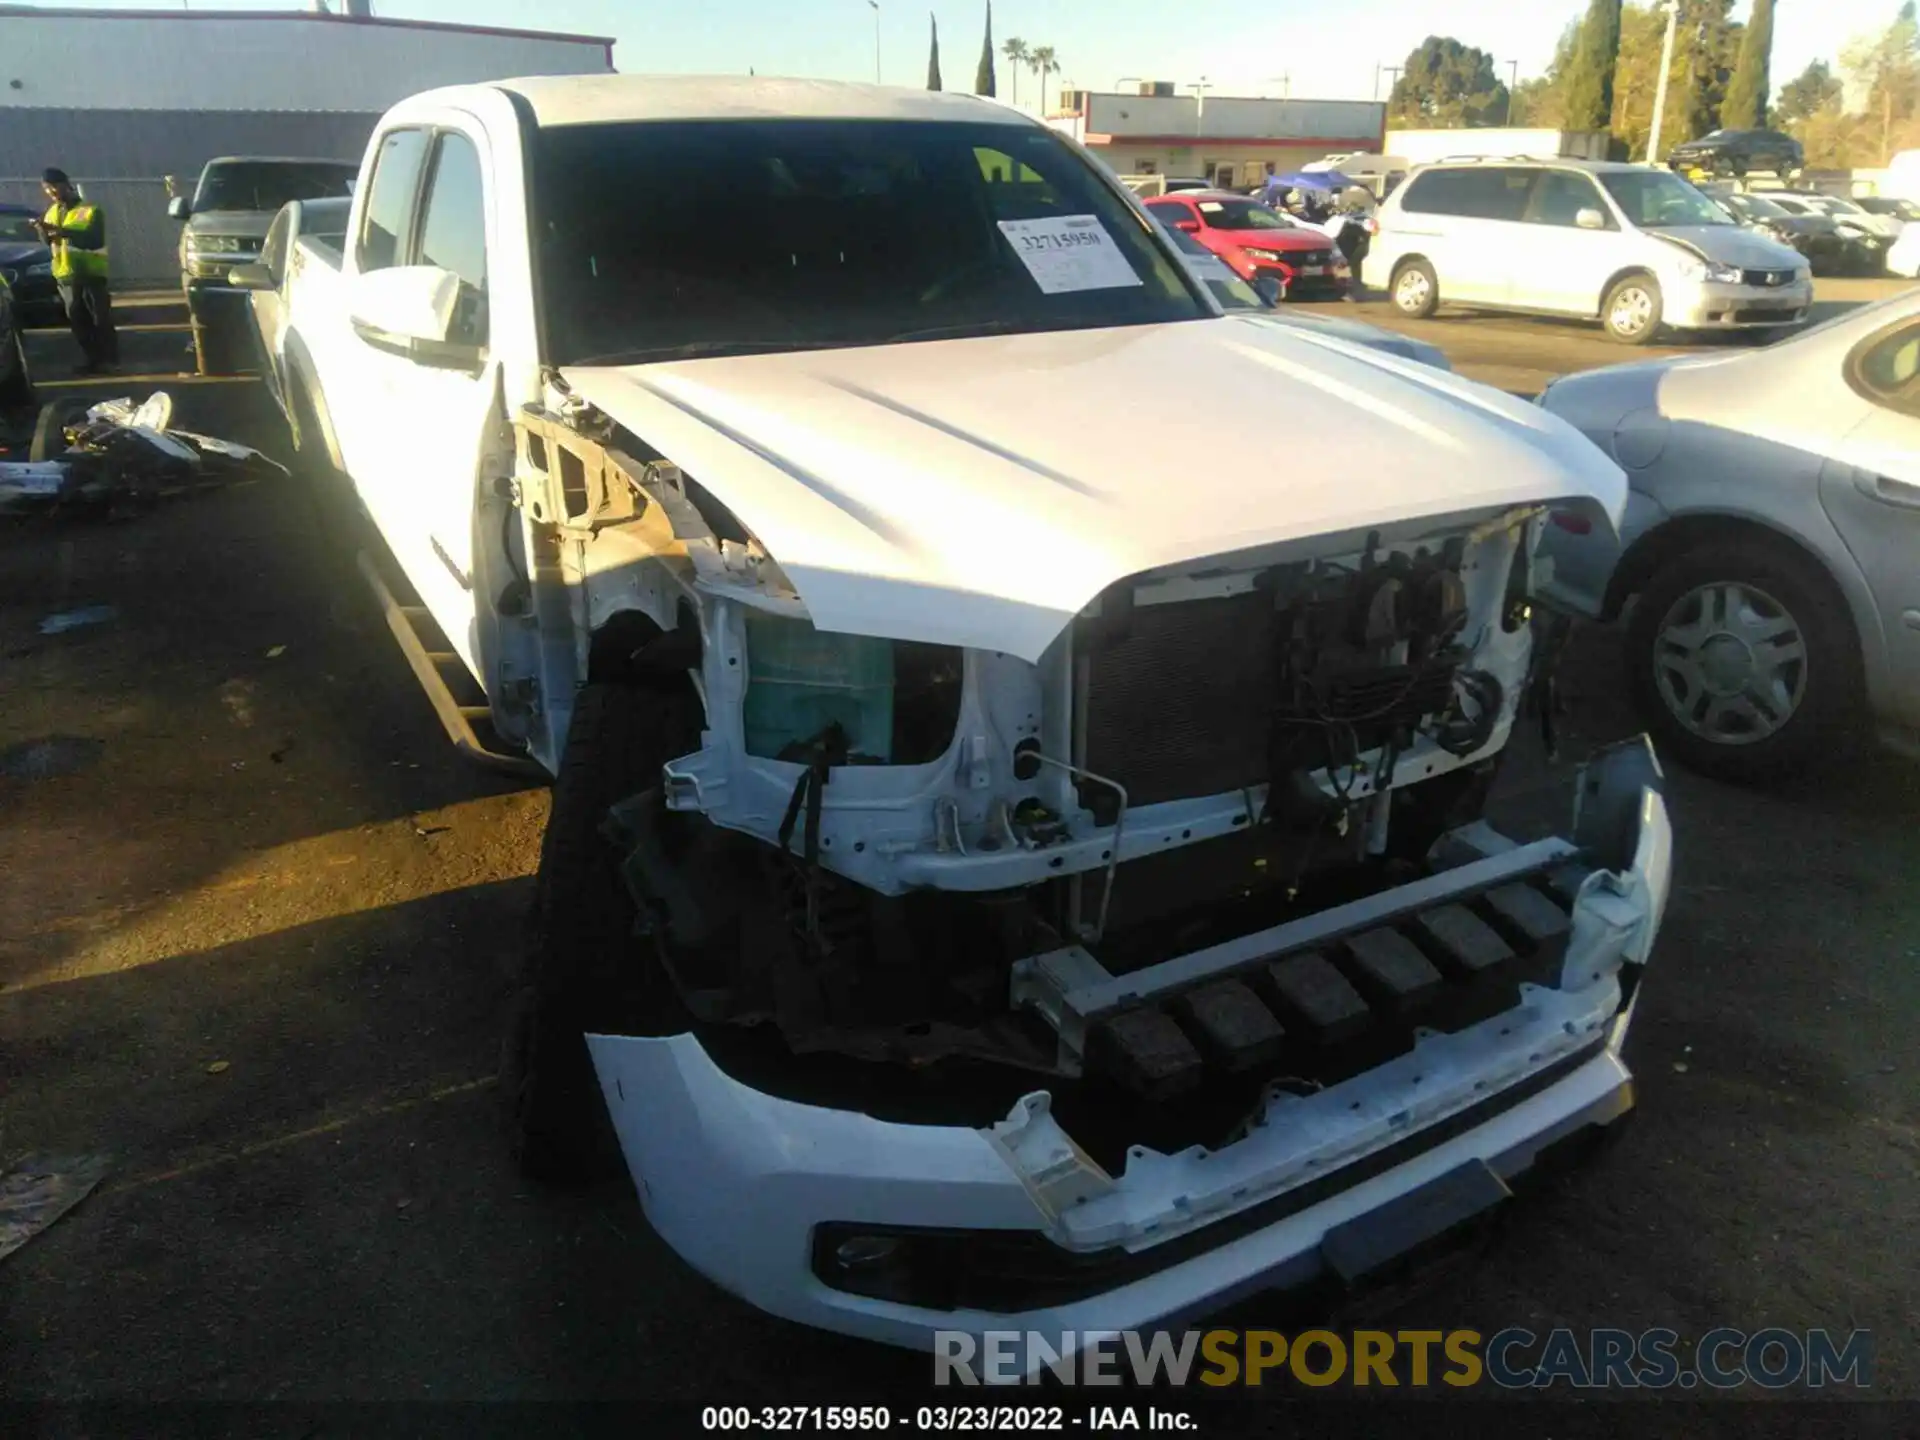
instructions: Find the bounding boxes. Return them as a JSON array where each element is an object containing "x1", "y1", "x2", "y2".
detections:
[
  {"x1": 1842, "y1": 1, "x2": 1920, "y2": 160},
  {"x1": 1386, "y1": 36, "x2": 1513, "y2": 127},
  {"x1": 1029, "y1": 44, "x2": 1060, "y2": 113},
  {"x1": 976, "y1": 4, "x2": 997, "y2": 97},
  {"x1": 1774, "y1": 58, "x2": 1842, "y2": 123},
  {"x1": 1722, "y1": 0, "x2": 1774, "y2": 128},
  {"x1": 1677, "y1": 0, "x2": 1743, "y2": 143},
  {"x1": 1001, "y1": 33, "x2": 1028, "y2": 105},
  {"x1": 1562, "y1": 0, "x2": 1624, "y2": 131},
  {"x1": 927, "y1": 13, "x2": 942, "y2": 91},
  {"x1": 1509, "y1": 20, "x2": 1583, "y2": 128}
]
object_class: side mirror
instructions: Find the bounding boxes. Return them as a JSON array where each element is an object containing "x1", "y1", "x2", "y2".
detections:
[
  {"x1": 1575, "y1": 207, "x2": 1608, "y2": 231},
  {"x1": 1175, "y1": 218, "x2": 1201, "y2": 233},
  {"x1": 347, "y1": 264, "x2": 480, "y2": 369},
  {"x1": 227, "y1": 263, "x2": 274, "y2": 291},
  {"x1": 1252, "y1": 275, "x2": 1283, "y2": 307},
  {"x1": 168, "y1": 196, "x2": 191, "y2": 221}
]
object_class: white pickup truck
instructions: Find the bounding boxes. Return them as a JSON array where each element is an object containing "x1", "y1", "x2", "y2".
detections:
[{"x1": 238, "y1": 74, "x2": 1672, "y2": 1355}]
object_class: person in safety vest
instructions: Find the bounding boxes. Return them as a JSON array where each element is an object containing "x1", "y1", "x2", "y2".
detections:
[{"x1": 32, "y1": 167, "x2": 119, "y2": 374}]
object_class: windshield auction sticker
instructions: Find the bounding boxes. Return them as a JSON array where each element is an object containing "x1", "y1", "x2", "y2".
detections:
[{"x1": 997, "y1": 215, "x2": 1144, "y2": 293}]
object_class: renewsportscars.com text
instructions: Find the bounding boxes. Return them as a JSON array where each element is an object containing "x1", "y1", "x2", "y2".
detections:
[{"x1": 934, "y1": 1327, "x2": 1873, "y2": 1390}]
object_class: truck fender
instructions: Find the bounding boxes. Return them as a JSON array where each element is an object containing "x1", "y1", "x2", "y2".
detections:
[{"x1": 282, "y1": 330, "x2": 347, "y2": 475}]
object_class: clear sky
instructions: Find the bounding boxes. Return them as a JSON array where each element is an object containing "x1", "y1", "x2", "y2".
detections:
[{"x1": 36, "y1": 0, "x2": 1908, "y2": 106}]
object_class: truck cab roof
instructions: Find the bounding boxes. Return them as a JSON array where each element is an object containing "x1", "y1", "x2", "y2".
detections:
[{"x1": 483, "y1": 73, "x2": 1024, "y2": 129}]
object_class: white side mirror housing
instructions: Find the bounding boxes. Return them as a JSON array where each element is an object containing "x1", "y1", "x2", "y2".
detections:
[
  {"x1": 348, "y1": 264, "x2": 461, "y2": 346},
  {"x1": 1575, "y1": 207, "x2": 1608, "y2": 231}
]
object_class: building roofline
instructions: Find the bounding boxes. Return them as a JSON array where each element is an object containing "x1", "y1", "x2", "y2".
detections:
[
  {"x1": 1081, "y1": 134, "x2": 1386, "y2": 148},
  {"x1": 0, "y1": 7, "x2": 617, "y2": 49}
]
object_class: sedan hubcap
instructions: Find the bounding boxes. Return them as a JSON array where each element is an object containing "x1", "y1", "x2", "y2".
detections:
[
  {"x1": 1611, "y1": 287, "x2": 1654, "y2": 334},
  {"x1": 1396, "y1": 271, "x2": 1430, "y2": 309},
  {"x1": 1653, "y1": 581, "x2": 1808, "y2": 745}
]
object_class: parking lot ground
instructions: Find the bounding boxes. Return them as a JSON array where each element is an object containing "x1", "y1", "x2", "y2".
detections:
[{"x1": 2, "y1": 292, "x2": 1918, "y2": 1422}]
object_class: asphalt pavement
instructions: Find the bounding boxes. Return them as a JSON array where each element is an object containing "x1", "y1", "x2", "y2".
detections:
[{"x1": 2, "y1": 286, "x2": 1917, "y2": 1428}]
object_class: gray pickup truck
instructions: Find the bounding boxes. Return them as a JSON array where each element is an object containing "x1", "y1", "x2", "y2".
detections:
[{"x1": 168, "y1": 156, "x2": 357, "y2": 373}]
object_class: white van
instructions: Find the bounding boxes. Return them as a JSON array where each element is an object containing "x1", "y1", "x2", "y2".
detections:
[
  {"x1": 1368, "y1": 157, "x2": 1813, "y2": 343},
  {"x1": 1885, "y1": 149, "x2": 1920, "y2": 202}
]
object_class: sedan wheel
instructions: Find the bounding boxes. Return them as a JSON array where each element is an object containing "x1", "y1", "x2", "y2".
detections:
[
  {"x1": 1652, "y1": 581, "x2": 1807, "y2": 745},
  {"x1": 1625, "y1": 539, "x2": 1860, "y2": 782}
]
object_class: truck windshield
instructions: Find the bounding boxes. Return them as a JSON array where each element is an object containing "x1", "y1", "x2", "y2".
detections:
[
  {"x1": 532, "y1": 118, "x2": 1209, "y2": 366},
  {"x1": 194, "y1": 161, "x2": 357, "y2": 213}
]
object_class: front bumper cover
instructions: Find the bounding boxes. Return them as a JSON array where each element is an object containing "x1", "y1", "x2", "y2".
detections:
[{"x1": 586, "y1": 739, "x2": 1671, "y2": 1352}]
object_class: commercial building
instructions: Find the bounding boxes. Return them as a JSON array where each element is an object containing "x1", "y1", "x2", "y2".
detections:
[
  {"x1": 0, "y1": 4, "x2": 615, "y2": 282},
  {"x1": 1047, "y1": 84, "x2": 1387, "y2": 188}
]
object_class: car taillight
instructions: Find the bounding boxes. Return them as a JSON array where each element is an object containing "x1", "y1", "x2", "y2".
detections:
[{"x1": 1550, "y1": 511, "x2": 1593, "y2": 535}]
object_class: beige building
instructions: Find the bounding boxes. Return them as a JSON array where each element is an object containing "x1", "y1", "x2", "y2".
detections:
[{"x1": 1047, "y1": 87, "x2": 1387, "y2": 188}]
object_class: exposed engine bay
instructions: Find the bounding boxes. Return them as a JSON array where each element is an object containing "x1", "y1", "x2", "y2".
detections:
[{"x1": 499, "y1": 404, "x2": 1573, "y2": 1162}]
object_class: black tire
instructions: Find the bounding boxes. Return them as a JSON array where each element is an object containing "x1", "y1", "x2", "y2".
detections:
[
  {"x1": 29, "y1": 397, "x2": 88, "y2": 462},
  {"x1": 1624, "y1": 538, "x2": 1860, "y2": 784},
  {"x1": 502, "y1": 682, "x2": 698, "y2": 1182},
  {"x1": 1390, "y1": 258, "x2": 1439, "y2": 319},
  {"x1": 0, "y1": 331, "x2": 33, "y2": 415},
  {"x1": 1601, "y1": 274, "x2": 1663, "y2": 345}
]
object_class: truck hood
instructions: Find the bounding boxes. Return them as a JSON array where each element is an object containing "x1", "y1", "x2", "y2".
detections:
[
  {"x1": 184, "y1": 212, "x2": 274, "y2": 241},
  {"x1": 561, "y1": 320, "x2": 1626, "y2": 662}
]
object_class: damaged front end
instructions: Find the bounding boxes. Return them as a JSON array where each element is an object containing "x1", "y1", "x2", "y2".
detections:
[{"x1": 500, "y1": 393, "x2": 1666, "y2": 1343}]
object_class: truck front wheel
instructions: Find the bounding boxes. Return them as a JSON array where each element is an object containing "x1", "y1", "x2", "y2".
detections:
[{"x1": 502, "y1": 682, "x2": 696, "y2": 1182}]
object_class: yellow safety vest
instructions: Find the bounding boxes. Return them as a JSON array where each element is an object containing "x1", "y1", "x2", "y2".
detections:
[{"x1": 43, "y1": 201, "x2": 110, "y2": 281}]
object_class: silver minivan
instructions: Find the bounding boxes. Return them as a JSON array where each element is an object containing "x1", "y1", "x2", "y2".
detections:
[{"x1": 1367, "y1": 157, "x2": 1813, "y2": 343}]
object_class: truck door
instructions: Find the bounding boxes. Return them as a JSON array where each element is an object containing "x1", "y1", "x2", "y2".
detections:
[{"x1": 340, "y1": 125, "x2": 499, "y2": 683}]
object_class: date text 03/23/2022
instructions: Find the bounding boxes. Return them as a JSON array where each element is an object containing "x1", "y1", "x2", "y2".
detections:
[{"x1": 700, "y1": 1406, "x2": 1194, "y2": 1432}]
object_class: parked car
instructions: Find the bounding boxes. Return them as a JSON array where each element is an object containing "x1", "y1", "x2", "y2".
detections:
[
  {"x1": 1539, "y1": 287, "x2": 1920, "y2": 779},
  {"x1": 1666, "y1": 128, "x2": 1803, "y2": 179},
  {"x1": 1888, "y1": 222, "x2": 1920, "y2": 278},
  {"x1": 1371, "y1": 158, "x2": 1812, "y2": 343},
  {"x1": 1154, "y1": 216, "x2": 1450, "y2": 368},
  {"x1": 1705, "y1": 189, "x2": 1857, "y2": 276},
  {"x1": 0, "y1": 203, "x2": 61, "y2": 327},
  {"x1": 237, "y1": 75, "x2": 1668, "y2": 1355},
  {"x1": 1143, "y1": 191, "x2": 1351, "y2": 299},
  {"x1": 1853, "y1": 195, "x2": 1920, "y2": 226},
  {"x1": 169, "y1": 156, "x2": 358, "y2": 373},
  {"x1": 1764, "y1": 194, "x2": 1890, "y2": 273}
]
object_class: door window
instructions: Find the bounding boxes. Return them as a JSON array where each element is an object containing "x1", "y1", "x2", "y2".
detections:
[
  {"x1": 357, "y1": 128, "x2": 429, "y2": 273},
  {"x1": 1398, "y1": 167, "x2": 1533, "y2": 221},
  {"x1": 415, "y1": 132, "x2": 489, "y2": 347},
  {"x1": 1849, "y1": 320, "x2": 1920, "y2": 418},
  {"x1": 1525, "y1": 170, "x2": 1610, "y2": 228}
]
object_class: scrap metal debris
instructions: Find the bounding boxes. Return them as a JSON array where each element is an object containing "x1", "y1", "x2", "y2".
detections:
[
  {"x1": 0, "y1": 1154, "x2": 112, "y2": 1263},
  {"x1": 37, "y1": 604, "x2": 118, "y2": 635},
  {"x1": 0, "y1": 393, "x2": 287, "y2": 516}
]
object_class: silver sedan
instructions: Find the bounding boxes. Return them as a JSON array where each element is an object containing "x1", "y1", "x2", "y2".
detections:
[{"x1": 1539, "y1": 285, "x2": 1920, "y2": 781}]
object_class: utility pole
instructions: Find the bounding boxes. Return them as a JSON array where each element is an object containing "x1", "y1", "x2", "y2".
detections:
[
  {"x1": 1380, "y1": 65, "x2": 1403, "y2": 102},
  {"x1": 1504, "y1": 59, "x2": 1519, "y2": 124},
  {"x1": 1188, "y1": 76, "x2": 1213, "y2": 133},
  {"x1": 1264, "y1": 74, "x2": 1291, "y2": 98},
  {"x1": 1647, "y1": 0, "x2": 1680, "y2": 165},
  {"x1": 868, "y1": 0, "x2": 882, "y2": 84}
]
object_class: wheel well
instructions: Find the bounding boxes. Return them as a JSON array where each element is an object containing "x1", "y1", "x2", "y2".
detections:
[
  {"x1": 1389, "y1": 253, "x2": 1430, "y2": 280},
  {"x1": 1604, "y1": 513, "x2": 1850, "y2": 623},
  {"x1": 283, "y1": 335, "x2": 346, "y2": 473},
  {"x1": 586, "y1": 600, "x2": 704, "y2": 692},
  {"x1": 1596, "y1": 266, "x2": 1658, "y2": 317}
]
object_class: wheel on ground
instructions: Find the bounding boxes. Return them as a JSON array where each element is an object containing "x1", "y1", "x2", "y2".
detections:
[
  {"x1": 29, "y1": 397, "x2": 89, "y2": 462},
  {"x1": 502, "y1": 681, "x2": 699, "y2": 1182},
  {"x1": 1391, "y1": 259, "x2": 1439, "y2": 319},
  {"x1": 1602, "y1": 275, "x2": 1663, "y2": 345},
  {"x1": 1625, "y1": 539, "x2": 1859, "y2": 783}
]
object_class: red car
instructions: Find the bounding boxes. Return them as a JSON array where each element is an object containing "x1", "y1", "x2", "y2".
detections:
[{"x1": 1143, "y1": 191, "x2": 1350, "y2": 300}]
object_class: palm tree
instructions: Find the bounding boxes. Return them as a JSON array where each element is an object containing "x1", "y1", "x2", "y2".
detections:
[
  {"x1": 1029, "y1": 45, "x2": 1059, "y2": 113},
  {"x1": 1001, "y1": 37, "x2": 1029, "y2": 105}
]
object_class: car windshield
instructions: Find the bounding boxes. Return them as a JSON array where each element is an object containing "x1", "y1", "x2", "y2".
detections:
[
  {"x1": 532, "y1": 118, "x2": 1208, "y2": 367},
  {"x1": 1155, "y1": 219, "x2": 1264, "y2": 310},
  {"x1": 1731, "y1": 193, "x2": 1791, "y2": 218},
  {"x1": 1767, "y1": 196, "x2": 1815, "y2": 214},
  {"x1": 1860, "y1": 197, "x2": 1920, "y2": 218},
  {"x1": 1813, "y1": 197, "x2": 1864, "y2": 214},
  {"x1": 193, "y1": 161, "x2": 357, "y2": 212},
  {"x1": 1197, "y1": 198, "x2": 1295, "y2": 230},
  {"x1": 1599, "y1": 170, "x2": 1736, "y2": 227},
  {"x1": 0, "y1": 213, "x2": 40, "y2": 244}
]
